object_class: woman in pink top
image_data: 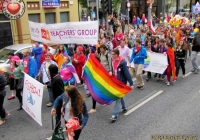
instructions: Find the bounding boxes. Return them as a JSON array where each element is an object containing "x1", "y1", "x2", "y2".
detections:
[
  {"x1": 141, "y1": 14, "x2": 146, "y2": 27},
  {"x1": 114, "y1": 27, "x2": 124, "y2": 45}
]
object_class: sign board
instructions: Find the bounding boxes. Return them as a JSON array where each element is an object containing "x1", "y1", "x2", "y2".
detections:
[
  {"x1": 42, "y1": 0, "x2": 60, "y2": 8},
  {"x1": 29, "y1": 20, "x2": 99, "y2": 44},
  {"x1": 23, "y1": 73, "x2": 44, "y2": 126}
]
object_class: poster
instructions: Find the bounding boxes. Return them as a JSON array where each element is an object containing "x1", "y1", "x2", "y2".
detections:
[
  {"x1": 42, "y1": 0, "x2": 60, "y2": 8},
  {"x1": 143, "y1": 52, "x2": 168, "y2": 74},
  {"x1": 192, "y1": 6, "x2": 200, "y2": 13},
  {"x1": 29, "y1": 20, "x2": 99, "y2": 44},
  {"x1": 22, "y1": 73, "x2": 44, "y2": 126}
]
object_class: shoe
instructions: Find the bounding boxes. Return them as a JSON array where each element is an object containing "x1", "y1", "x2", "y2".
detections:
[
  {"x1": 86, "y1": 93, "x2": 91, "y2": 97},
  {"x1": 46, "y1": 102, "x2": 53, "y2": 107},
  {"x1": 167, "y1": 82, "x2": 170, "y2": 86},
  {"x1": 88, "y1": 109, "x2": 96, "y2": 114},
  {"x1": 8, "y1": 95, "x2": 15, "y2": 100},
  {"x1": 46, "y1": 136, "x2": 52, "y2": 140},
  {"x1": 110, "y1": 115, "x2": 117, "y2": 121},
  {"x1": 194, "y1": 70, "x2": 199, "y2": 74},
  {"x1": 182, "y1": 75, "x2": 185, "y2": 78},
  {"x1": 191, "y1": 69, "x2": 195, "y2": 72},
  {"x1": 0, "y1": 120, "x2": 5, "y2": 126},
  {"x1": 140, "y1": 86, "x2": 144, "y2": 90},
  {"x1": 101, "y1": 104, "x2": 106, "y2": 107},
  {"x1": 161, "y1": 76, "x2": 165, "y2": 80},
  {"x1": 5, "y1": 112, "x2": 10, "y2": 118},
  {"x1": 17, "y1": 103, "x2": 22, "y2": 111},
  {"x1": 137, "y1": 85, "x2": 141, "y2": 89},
  {"x1": 122, "y1": 109, "x2": 127, "y2": 114}
]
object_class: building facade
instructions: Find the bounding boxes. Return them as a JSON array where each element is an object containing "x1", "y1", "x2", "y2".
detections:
[
  {"x1": 121, "y1": 0, "x2": 199, "y2": 20},
  {"x1": 0, "y1": 0, "x2": 79, "y2": 48}
]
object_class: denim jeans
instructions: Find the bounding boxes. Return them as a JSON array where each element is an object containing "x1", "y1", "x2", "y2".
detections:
[
  {"x1": 0, "y1": 90, "x2": 6, "y2": 119},
  {"x1": 176, "y1": 59, "x2": 185, "y2": 76},
  {"x1": 48, "y1": 87, "x2": 54, "y2": 103},
  {"x1": 191, "y1": 51, "x2": 199, "y2": 71},
  {"x1": 112, "y1": 97, "x2": 127, "y2": 117}
]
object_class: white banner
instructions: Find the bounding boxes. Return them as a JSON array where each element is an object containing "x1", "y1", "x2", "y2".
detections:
[
  {"x1": 29, "y1": 21, "x2": 99, "y2": 44},
  {"x1": 22, "y1": 73, "x2": 44, "y2": 126},
  {"x1": 143, "y1": 52, "x2": 168, "y2": 74}
]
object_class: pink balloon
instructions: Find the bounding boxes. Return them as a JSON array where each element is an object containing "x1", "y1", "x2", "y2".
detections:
[{"x1": 60, "y1": 68, "x2": 73, "y2": 81}]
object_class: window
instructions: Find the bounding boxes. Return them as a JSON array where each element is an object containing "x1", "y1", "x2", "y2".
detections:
[
  {"x1": 28, "y1": 14, "x2": 40, "y2": 22},
  {"x1": 45, "y1": 13, "x2": 55, "y2": 24},
  {"x1": 60, "y1": 12, "x2": 69, "y2": 22},
  {"x1": 0, "y1": 14, "x2": 9, "y2": 21},
  {"x1": 165, "y1": 0, "x2": 177, "y2": 13}
]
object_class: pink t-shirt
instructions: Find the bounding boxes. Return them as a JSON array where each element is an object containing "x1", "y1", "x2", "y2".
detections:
[
  {"x1": 113, "y1": 60, "x2": 120, "y2": 77},
  {"x1": 24, "y1": 57, "x2": 29, "y2": 74}
]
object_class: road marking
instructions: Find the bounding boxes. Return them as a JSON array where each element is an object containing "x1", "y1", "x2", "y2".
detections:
[
  {"x1": 124, "y1": 90, "x2": 163, "y2": 116},
  {"x1": 185, "y1": 72, "x2": 192, "y2": 77}
]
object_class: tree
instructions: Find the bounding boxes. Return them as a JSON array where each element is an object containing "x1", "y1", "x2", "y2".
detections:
[{"x1": 112, "y1": 0, "x2": 122, "y2": 13}]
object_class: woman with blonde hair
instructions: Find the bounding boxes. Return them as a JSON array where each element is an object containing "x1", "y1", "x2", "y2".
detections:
[
  {"x1": 114, "y1": 27, "x2": 124, "y2": 45},
  {"x1": 175, "y1": 39, "x2": 187, "y2": 78}
]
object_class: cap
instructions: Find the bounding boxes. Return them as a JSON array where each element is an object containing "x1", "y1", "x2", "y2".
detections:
[
  {"x1": 77, "y1": 46, "x2": 83, "y2": 51},
  {"x1": 89, "y1": 45, "x2": 96, "y2": 51},
  {"x1": 7, "y1": 52, "x2": 14, "y2": 56},
  {"x1": 36, "y1": 41, "x2": 40, "y2": 44}
]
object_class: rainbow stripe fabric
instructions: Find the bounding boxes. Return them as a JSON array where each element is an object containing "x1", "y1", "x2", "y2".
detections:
[
  {"x1": 0, "y1": 68, "x2": 6, "y2": 73},
  {"x1": 144, "y1": 56, "x2": 150, "y2": 68},
  {"x1": 82, "y1": 54, "x2": 132, "y2": 105}
]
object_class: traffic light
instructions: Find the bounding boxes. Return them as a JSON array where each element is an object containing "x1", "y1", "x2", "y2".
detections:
[
  {"x1": 108, "y1": 0, "x2": 112, "y2": 14},
  {"x1": 102, "y1": 0, "x2": 108, "y2": 14}
]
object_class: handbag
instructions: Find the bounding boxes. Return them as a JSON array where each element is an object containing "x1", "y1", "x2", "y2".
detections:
[{"x1": 51, "y1": 115, "x2": 65, "y2": 140}]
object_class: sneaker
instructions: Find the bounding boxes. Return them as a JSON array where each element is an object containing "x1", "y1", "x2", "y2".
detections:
[
  {"x1": 6, "y1": 112, "x2": 10, "y2": 118},
  {"x1": 137, "y1": 85, "x2": 141, "y2": 89},
  {"x1": 8, "y1": 95, "x2": 15, "y2": 100},
  {"x1": 88, "y1": 109, "x2": 96, "y2": 114},
  {"x1": 191, "y1": 69, "x2": 195, "y2": 72},
  {"x1": 110, "y1": 115, "x2": 117, "y2": 121},
  {"x1": 46, "y1": 102, "x2": 53, "y2": 107},
  {"x1": 194, "y1": 70, "x2": 199, "y2": 74},
  {"x1": 167, "y1": 82, "x2": 170, "y2": 86},
  {"x1": 122, "y1": 109, "x2": 127, "y2": 114},
  {"x1": 0, "y1": 120, "x2": 5, "y2": 126},
  {"x1": 140, "y1": 86, "x2": 144, "y2": 90},
  {"x1": 46, "y1": 136, "x2": 52, "y2": 140}
]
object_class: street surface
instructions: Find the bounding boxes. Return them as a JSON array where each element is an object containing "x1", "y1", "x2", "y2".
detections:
[{"x1": 1, "y1": 55, "x2": 200, "y2": 140}]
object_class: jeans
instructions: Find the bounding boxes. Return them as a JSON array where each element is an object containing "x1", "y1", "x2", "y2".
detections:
[
  {"x1": 47, "y1": 87, "x2": 54, "y2": 103},
  {"x1": 0, "y1": 90, "x2": 6, "y2": 119},
  {"x1": 176, "y1": 59, "x2": 185, "y2": 76},
  {"x1": 191, "y1": 51, "x2": 199, "y2": 71},
  {"x1": 112, "y1": 97, "x2": 127, "y2": 117}
]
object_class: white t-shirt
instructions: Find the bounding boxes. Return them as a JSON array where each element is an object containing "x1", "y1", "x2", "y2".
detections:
[{"x1": 118, "y1": 46, "x2": 130, "y2": 65}]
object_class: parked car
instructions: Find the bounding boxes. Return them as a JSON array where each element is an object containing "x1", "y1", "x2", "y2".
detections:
[{"x1": 0, "y1": 44, "x2": 55, "y2": 83}]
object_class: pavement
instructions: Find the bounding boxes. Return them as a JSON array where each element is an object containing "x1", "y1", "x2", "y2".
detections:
[{"x1": 1, "y1": 55, "x2": 200, "y2": 140}]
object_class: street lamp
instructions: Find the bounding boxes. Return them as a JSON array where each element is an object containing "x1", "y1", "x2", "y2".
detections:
[{"x1": 127, "y1": 1, "x2": 131, "y2": 31}]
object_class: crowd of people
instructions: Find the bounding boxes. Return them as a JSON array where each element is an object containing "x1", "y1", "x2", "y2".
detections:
[{"x1": 0, "y1": 12, "x2": 200, "y2": 140}]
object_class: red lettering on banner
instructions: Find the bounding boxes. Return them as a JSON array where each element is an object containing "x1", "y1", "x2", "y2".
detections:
[{"x1": 25, "y1": 80, "x2": 41, "y2": 97}]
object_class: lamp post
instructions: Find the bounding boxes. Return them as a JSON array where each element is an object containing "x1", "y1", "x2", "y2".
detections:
[{"x1": 127, "y1": 1, "x2": 131, "y2": 31}]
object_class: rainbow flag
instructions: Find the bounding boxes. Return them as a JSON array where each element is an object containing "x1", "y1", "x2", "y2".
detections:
[
  {"x1": 82, "y1": 54, "x2": 132, "y2": 105},
  {"x1": 144, "y1": 56, "x2": 150, "y2": 68}
]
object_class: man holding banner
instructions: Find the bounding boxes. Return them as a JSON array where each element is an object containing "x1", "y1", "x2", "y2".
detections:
[{"x1": 130, "y1": 38, "x2": 147, "y2": 90}]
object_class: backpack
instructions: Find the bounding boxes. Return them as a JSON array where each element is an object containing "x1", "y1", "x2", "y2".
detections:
[{"x1": 99, "y1": 52, "x2": 109, "y2": 62}]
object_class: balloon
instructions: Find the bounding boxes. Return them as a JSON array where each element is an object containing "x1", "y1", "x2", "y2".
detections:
[
  {"x1": 194, "y1": 28, "x2": 199, "y2": 33},
  {"x1": 59, "y1": 68, "x2": 73, "y2": 81}
]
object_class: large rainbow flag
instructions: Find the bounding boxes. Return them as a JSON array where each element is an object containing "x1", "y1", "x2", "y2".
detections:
[{"x1": 82, "y1": 54, "x2": 132, "y2": 105}]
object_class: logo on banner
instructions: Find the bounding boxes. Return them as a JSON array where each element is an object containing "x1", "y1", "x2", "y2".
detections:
[
  {"x1": 2, "y1": 0, "x2": 25, "y2": 20},
  {"x1": 144, "y1": 55, "x2": 150, "y2": 68},
  {"x1": 41, "y1": 28, "x2": 51, "y2": 41},
  {"x1": 27, "y1": 92, "x2": 35, "y2": 105}
]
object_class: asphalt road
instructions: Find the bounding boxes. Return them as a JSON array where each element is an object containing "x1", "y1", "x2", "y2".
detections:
[{"x1": 1, "y1": 55, "x2": 200, "y2": 140}]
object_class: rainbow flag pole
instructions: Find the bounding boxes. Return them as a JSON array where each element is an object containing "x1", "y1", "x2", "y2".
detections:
[{"x1": 82, "y1": 54, "x2": 132, "y2": 105}]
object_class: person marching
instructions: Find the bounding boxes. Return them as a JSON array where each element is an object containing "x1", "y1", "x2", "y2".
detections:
[
  {"x1": 175, "y1": 40, "x2": 187, "y2": 78},
  {"x1": 109, "y1": 49, "x2": 134, "y2": 121},
  {"x1": 130, "y1": 38, "x2": 147, "y2": 90}
]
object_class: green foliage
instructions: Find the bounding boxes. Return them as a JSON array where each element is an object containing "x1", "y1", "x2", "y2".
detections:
[{"x1": 112, "y1": 0, "x2": 122, "y2": 12}]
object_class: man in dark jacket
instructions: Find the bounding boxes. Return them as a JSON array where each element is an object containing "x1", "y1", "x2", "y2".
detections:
[
  {"x1": 48, "y1": 64, "x2": 64, "y2": 130},
  {"x1": 109, "y1": 49, "x2": 134, "y2": 122},
  {"x1": 191, "y1": 31, "x2": 200, "y2": 74},
  {"x1": 0, "y1": 72, "x2": 9, "y2": 125}
]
